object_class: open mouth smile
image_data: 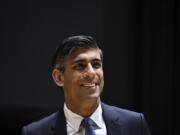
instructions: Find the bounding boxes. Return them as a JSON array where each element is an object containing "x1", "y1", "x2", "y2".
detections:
[{"x1": 80, "y1": 82, "x2": 98, "y2": 87}]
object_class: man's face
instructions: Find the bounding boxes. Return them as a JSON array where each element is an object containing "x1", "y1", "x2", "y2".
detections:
[{"x1": 60, "y1": 48, "x2": 104, "y2": 107}]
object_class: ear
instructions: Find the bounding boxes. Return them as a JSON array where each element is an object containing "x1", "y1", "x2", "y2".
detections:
[{"x1": 52, "y1": 68, "x2": 64, "y2": 87}]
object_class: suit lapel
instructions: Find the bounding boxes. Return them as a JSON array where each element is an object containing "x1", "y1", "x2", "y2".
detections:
[
  {"x1": 102, "y1": 103, "x2": 122, "y2": 135},
  {"x1": 51, "y1": 108, "x2": 67, "y2": 135},
  {"x1": 49, "y1": 103, "x2": 122, "y2": 135}
]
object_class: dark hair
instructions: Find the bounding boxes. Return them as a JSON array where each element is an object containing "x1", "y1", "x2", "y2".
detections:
[{"x1": 52, "y1": 35, "x2": 103, "y2": 72}]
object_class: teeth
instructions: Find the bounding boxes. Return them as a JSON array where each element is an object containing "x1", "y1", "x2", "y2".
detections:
[{"x1": 82, "y1": 83, "x2": 96, "y2": 87}]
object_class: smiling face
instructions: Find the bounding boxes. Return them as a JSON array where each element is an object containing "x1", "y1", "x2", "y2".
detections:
[{"x1": 52, "y1": 47, "x2": 104, "y2": 111}]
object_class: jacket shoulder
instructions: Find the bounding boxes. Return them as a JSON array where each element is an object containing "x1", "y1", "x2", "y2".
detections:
[
  {"x1": 102, "y1": 103, "x2": 141, "y2": 116},
  {"x1": 102, "y1": 103, "x2": 145, "y2": 126},
  {"x1": 102, "y1": 103, "x2": 151, "y2": 135},
  {"x1": 22, "y1": 111, "x2": 59, "y2": 135}
]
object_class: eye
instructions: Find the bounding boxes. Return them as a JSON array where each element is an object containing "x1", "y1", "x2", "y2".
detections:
[
  {"x1": 73, "y1": 63, "x2": 86, "y2": 71},
  {"x1": 92, "y1": 61, "x2": 102, "y2": 69}
]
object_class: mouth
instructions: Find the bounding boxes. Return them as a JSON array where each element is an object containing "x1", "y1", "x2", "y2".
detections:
[
  {"x1": 81, "y1": 83, "x2": 96, "y2": 87},
  {"x1": 80, "y1": 82, "x2": 98, "y2": 91}
]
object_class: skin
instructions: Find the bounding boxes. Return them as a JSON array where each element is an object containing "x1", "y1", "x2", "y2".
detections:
[{"x1": 52, "y1": 48, "x2": 104, "y2": 117}]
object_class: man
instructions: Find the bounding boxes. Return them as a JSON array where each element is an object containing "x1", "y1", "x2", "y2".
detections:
[{"x1": 22, "y1": 35, "x2": 151, "y2": 135}]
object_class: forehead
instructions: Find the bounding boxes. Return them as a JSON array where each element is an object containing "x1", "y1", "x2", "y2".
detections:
[{"x1": 66, "y1": 48, "x2": 101, "y2": 63}]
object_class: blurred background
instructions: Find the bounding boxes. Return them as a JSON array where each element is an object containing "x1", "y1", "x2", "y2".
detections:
[{"x1": 0, "y1": 0, "x2": 179, "y2": 135}]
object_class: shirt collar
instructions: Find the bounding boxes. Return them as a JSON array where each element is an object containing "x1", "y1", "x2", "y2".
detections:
[
  {"x1": 89, "y1": 103, "x2": 104, "y2": 129},
  {"x1": 64, "y1": 104, "x2": 83, "y2": 132},
  {"x1": 63, "y1": 103, "x2": 104, "y2": 132}
]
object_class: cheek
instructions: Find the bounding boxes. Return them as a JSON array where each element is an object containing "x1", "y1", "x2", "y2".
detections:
[
  {"x1": 98, "y1": 70, "x2": 104, "y2": 79},
  {"x1": 64, "y1": 73, "x2": 81, "y2": 86},
  {"x1": 98, "y1": 70, "x2": 104, "y2": 86}
]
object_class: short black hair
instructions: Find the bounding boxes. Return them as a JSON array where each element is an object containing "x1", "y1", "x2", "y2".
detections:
[{"x1": 52, "y1": 35, "x2": 103, "y2": 72}]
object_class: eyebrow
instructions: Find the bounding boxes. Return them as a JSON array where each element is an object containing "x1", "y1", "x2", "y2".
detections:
[{"x1": 73, "y1": 58, "x2": 102, "y2": 64}]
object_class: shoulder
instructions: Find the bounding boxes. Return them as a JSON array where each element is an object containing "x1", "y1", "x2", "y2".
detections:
[
  {"x1": 102, "y1": 103, "x2": 146, "y2": 124},
  {"x1": 102, "y1": 103, "x2": 141, "y2": 116},
  {"x1": 22, "y1": 111, "x2": 59, "y2": 135},
  {"x1": 102, "y1": 103, "x2": 151, "y2": 135}
]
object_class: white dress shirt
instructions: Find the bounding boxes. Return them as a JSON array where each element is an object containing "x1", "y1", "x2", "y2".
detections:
[{"x1": 63, "y1": 103, "x2": 107, "y2": 135}]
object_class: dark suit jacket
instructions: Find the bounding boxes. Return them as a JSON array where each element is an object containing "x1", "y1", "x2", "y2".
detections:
[{"x1": 22, "y1": 103, "x2": 151, "y2": 135}]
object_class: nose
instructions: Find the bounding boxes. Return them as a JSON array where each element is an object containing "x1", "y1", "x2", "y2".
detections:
[{"x1": 83, "y1": 63, "x2": 96, "y2": 79}]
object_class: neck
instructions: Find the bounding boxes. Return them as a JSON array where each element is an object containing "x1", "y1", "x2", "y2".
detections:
[{"x1": 65, "y1": 98, "x2": 100, "y2": 117}]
